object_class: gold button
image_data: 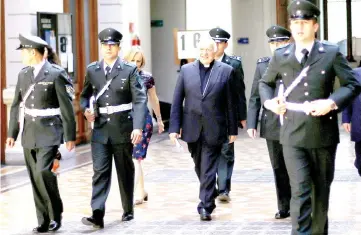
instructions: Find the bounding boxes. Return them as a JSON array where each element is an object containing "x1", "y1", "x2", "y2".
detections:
[
  {"x1": 304, "y1": 83, "x2": 308, "y2": 87},
  {"x1": 107, "y1": 118, "x2": 110, "y2": 121},
  {"x1": 305, "y1": 92, "x2": 309, "y2": 96}
]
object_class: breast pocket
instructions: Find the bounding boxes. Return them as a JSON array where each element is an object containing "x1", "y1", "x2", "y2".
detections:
[
  {"x1": 37, "y1": 82, "x2": 55, "y2": 102},
  {"x1": 112, "y1": 78, "x2": 129, "y2": 92}
]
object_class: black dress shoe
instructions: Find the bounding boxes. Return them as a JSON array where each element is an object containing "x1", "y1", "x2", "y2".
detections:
[
  {"x1": 218, "y1": 192, "x2": 231, "y2": 203},
  {"x1": 33, "y1": 224, "x2": 49, "y2": 233},
  {"x1": 275, "y1": 210, "x2": 290, "y2": 219},
  {"x1": 199, "y1": 208, "x2": 212, "y2": 221},
  {"x1": 122, "y1": 212, "x2": 134, "y2": 221},
  {"x1": 48, "y1": 220, "x2": 61, "y2": 231},
  {"x1": 81, "y1": 216, "x2": 104, "y2": 228}
]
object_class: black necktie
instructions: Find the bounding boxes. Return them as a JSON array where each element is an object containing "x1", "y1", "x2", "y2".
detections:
[
  {"x1": 29, "y1": 66, "x2": 35, "y2": 82},
  {"x1": 301, "y1": 49, "x2": 309, "y2": 67},
  {"x1": 105, "y1": 66, "x2": 111, "y2": 80}
]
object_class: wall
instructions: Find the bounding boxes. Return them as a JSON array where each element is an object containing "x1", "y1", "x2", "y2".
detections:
[
  {"x1": 150, "y1": 0, "x2": 186, "y2": 104},
  {"x1": 231, "y1": 0, "x2": 277, "y2": 101}
]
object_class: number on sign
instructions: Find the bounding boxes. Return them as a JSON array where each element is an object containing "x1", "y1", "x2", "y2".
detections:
[
  {"x1": 60, "y1": 37, "x2": 68, "y2": 53},
  {"x1": 193, "y1": 33, "x2": 201, "y2": 48},
  {"x1": 180, "y1": 34, "x2": 185, "y2": 51}
]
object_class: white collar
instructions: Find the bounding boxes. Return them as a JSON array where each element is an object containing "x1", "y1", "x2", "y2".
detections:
[
  {"x1": 32, "y1": 60, "x2": 46, "y2": 78},
  {"x1": 103, "y1": 58, "x2": 118, "y2": 74},
  {"x1": 295, "y1": 41, "x2": 314, "y2": 62}
]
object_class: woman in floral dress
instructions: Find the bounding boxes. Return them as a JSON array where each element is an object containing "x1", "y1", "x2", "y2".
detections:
[{"x1": 124, "y1": 46, "x2": 165, "y2": 205}]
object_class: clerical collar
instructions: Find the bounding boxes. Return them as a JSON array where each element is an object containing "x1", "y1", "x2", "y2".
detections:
[{"x1": 199, "y1": 59, "x2": 215, "y2": 70}]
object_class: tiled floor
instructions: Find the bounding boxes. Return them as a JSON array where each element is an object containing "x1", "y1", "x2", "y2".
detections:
[{"x1": 0, "y1": 129, "x2": 360, "y2": 235}]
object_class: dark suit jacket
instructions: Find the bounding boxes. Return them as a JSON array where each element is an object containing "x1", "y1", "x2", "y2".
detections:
[
  {"x1": 169, "y1": 60, "x2": 238, "y2": 146},
  {"x1": 221, "y1": 54, "x2": 247, "y2": 122},
  {"x1": 342, "y1": 68, "x2": 361, "y2": 142},
  {"x1": 247, "y1": 57, "x2": 281, "y2": 140},
  {"x1": 259, "y1": 40, "x2": 361, "y2": 148},
  {"x1": 80, "y1": 58, "x2": 147, "y2": 144},
  {"x1": 8, "y1": 61, "x2": 76, "y2": 148}
]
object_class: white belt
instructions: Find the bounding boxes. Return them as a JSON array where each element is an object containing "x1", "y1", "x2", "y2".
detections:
[
  {"x1": 99, "y1": 103, "x2": 132, "y2": 114},
  {"x1": 24, "y1": 107, "x2": 61, "y2": 117},
  {"x1": 285, "y1": 101, "x2": 312, "y2": 115}
]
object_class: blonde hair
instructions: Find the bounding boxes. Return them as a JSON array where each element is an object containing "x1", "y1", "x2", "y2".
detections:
[{"x1": 123, "y1": 46, "x2": 146, "y2": 68}]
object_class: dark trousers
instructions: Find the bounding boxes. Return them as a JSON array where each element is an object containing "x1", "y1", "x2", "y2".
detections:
[
  {"x1": 283, "y1": 145, "x2": 337, "y2": 235},
  {"x1": 217, "y1": 142, "x2": 235, "y2": 194},
  {"x1": 266, "y1": 140, "x2": 291, "y2": 212},
  {"x1": 90, "y1": 141, "x2": 134, "y2": 217},
  {"x1": 187, "y1": 133, "x2": 222, "y2": 214},
  {"x1": 355, "y1": 141, "x2": 361, "y2": 176},
  {"x1": 24, "y1": 146, "x2": 63, "y2": 225}
]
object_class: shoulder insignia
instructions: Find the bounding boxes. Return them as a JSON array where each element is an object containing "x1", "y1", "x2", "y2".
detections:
[
  {"x1": 87, "y1": 61, "x2": 98, "y2": 68},
  {"x1": 123, "y1": 60, "x2": 135, "y2": 68},
  {"x1": 65, "y1": 84, "x2": 75, "y2": 100},
  {"x1": 229, "y1": 55, "x2": 242, "y2": 62},
  {"x1": 51, "y1": 64, "x2": 63, "y2": 70},
  {"x1": 21, "y1": 66, "x2": 30, "y2": 71},
  {"x1": 257, "y1": 57, "x2": 270, "y2": 64}
]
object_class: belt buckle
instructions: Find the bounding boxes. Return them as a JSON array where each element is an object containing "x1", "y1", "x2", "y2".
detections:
[{"x1": 106, "y1": 106, "x2": 114, "y2": 114}]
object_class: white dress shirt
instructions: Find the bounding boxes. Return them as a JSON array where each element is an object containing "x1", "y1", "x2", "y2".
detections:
[
  {"x1": 103, "y1": 59, "x2": 117, "y2": 75},
  {"x1": 295, "y1": 42, "x2": 314, "y2": 63},
  {"x1": 33, "y1": 60, "x2": 46, "y2": 78}
]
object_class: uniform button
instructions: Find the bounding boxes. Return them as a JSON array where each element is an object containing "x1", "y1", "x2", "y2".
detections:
[
  {"x1": 304, "y1": 83, "x2": 308, "y2": 87},
  {"x1": 31, "y1": 104, "x2": 34, "y2": 107},
  {"x1": 50, "y1": 122, "x2": 54, "y2": 126},
  {"x1": 106, "y1": 95, "x2": 109, "y2": 98},
  {"x1": 330, "y1": 116, "x2": 332, "y2": 120},
  {"x1": 31, "y1": 96, "x2": 34, "y2": 99},
  {"x1": 285, "y1": 116, "x2": 288, "y2": 119},
  {"x1": 265, "y1": 114, "x2": 267, "y2": 117},
  {"x1": 106, "y1": 103, "x2": 109, "y2": 106},
  {"x1": 321, "y1": 70, "x2": 325, "y2": 74},
  {"x1": 305, "y1": 92, "x2": 309, "y2": 96},
  {"x1": 32, "y1": 118, "x2": 35, "y2": 121},
  {"x1": 107, "y1": 118, "x2": 110, "y2": 121},
  {"x1": 121, "y1": 87, "x2": 124, "y2": 89},
  {"x1": 283, "y1": 73, "x2": 287, "y2": 76},
  {"x1": 44, "y1": 88, "x2": 47, "y2": 91},
  {"x1": 128, "y1": 116, "x2": 130, "y2": 118}
]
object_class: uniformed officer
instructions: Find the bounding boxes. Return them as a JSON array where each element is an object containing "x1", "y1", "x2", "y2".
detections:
[
  {"x1": 6, "y1": 34, "x2": 76, "y2": 233},
  {"x1": 259, "y1": 1, "x2": 361, "y2": 234},
  {"x1": 247, "y1": 25, "x2": 292, "y2": 219},
  {"x1": 209, "y1": 27, "x2": 246, "y2": 202},
  {"x1": 80, "y1": 28, "x2": 147, "y2": 228}
]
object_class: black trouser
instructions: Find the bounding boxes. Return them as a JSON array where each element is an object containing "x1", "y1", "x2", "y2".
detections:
[
  {"x1": 217, "y1": 142, "x2": 235, "y2": 194},
  {"x1": 24, "y1": 146, "x2": 63, "y2": 226},
  {"x1": 355, "y1": 141, "x2": 361, "y2": 176},
  {"x1": 187, "y1": 132, "x2": 222, "y2": 214},
  {"x1": 90, "y1": 140, "x2": 134, "y2": 217},
  {"x1": 266, "y1": 139, "x2": 291, "y2": 212},
  {"x1": 283, "y1": 145, "x2": 337, "y2": 235}
]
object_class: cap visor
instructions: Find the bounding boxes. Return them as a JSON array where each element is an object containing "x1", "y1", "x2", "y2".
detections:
[{"x1": 102, "y1": 40, "x2": 118, "y2": 45}]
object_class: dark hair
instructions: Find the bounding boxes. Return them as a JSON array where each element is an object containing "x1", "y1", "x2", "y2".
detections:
[{"x1": 46, "y1": 46, "x2": 60, "y2": 65}]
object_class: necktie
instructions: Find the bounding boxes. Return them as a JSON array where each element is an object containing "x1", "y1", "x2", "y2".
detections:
[
  {"x1": 105, "y1": 66, "x2": 111, "y2": 80},
  {"x1": 300, "y1": 49, "x2": 309, "y2": 67},
  {"x1": 29, "y1": 66, "x2": 35, "y2": 82}
]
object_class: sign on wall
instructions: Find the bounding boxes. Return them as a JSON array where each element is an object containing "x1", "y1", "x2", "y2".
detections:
[{"x1": 176, "y1": 30, "x2": 210, "y2": 59}]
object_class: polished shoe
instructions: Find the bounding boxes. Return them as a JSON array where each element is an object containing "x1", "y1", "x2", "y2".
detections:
[
  {"x1": 275, "y1": 210, "x2": 290, "y2": 219},
  {"x1": 122, "y1": 212, "x2": 134, "y2": 221},
  {"x1": 134, "y1": 192, "x2": 149, "y2": 205},
  {"x1": 48, "y1": 220, "x2": 61, "y2": 231},
  {"x1": 217, "y1": 192, "x2": 231, "y2": 203},
  {"x1": 81, "y1": 216, "x2": 104, "y2": 228},
  {"x1": 32, "y1": 224, "x2": 49, "y2": 233},
  {"x1": 199, "y1": 208, "x2": 212, "y2": 221}
]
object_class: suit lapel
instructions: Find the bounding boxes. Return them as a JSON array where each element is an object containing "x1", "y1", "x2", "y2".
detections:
[
  {"x1": 34, "y1": 61, "x2": 51, "y2": 82},
  {"x1": 221, "y1": 54, "x2": 230, "y2": 65},
  {"x1": 203, "y1": 61, "x2": 221, "y2": 98},
  {"x1": 109, "y1": 57, "x2": 123, "y2": 80},
  {"x1": 192, "y1": 60, "x2": 202, "y2": 96},
  {"x1": 304, "y1": 40, "x2": 324, "y2": 67},
  {"x1": 285, "y1": 44, "x2": 302, "y2": 71}
]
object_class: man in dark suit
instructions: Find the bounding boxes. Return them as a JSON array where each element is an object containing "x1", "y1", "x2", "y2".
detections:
[
  {"x1": 208, "y1": 27, "x2": 246, "y2": 202},
  {"x1": 80, "y1": 28, "x2": 147, "y2": 228},
  {"x1": 342, "y1": 67, "x2": 361, "y2": 177},
  {"x1": 6, "y1": 34, "x2": 76, "y2": 233},
  {"x1": 259, "y1": 1, "x2": 361, "y2": 234},
  {"x1": 247, "y1": 25, "x2": 292, "y2": 219},
  {"x1": 169, "y1": 38, "x2": 238, "y2": 221}
]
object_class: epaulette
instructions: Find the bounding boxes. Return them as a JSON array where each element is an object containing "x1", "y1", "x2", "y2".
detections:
[
  {"x1": 275, "y1": 43, "x2": 290, "y2": 51},
  {"x1": 257, "y1": 57, "x2": 270, "y2": 64},
  {"x1": 51, "y1": 64, "x2": 64, "y2": 70},
  {"x1": 21, "y1": 66, "x2": 30, "y2": 71},
  {"x1": 123, "y1": 61, "x2": 136, "y2": 68},
  {"x1": 229, "y1": 55, "x2": 242, "y2": 62},
  {"x1": 87, "y1": 61, "x2": 98, "y2": 68},
  {"x1": 321, "y1": 40, "x2": 337, "y2": 46}
]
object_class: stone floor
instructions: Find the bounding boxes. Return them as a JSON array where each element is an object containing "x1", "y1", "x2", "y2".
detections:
[{"x1": 0, "y1": 129, "x2": 360, "y2": 235}]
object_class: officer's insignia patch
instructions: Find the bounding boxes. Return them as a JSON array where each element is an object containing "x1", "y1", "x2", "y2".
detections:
[
  {"x1": 257, "y1": 57, "x2": 270, "y2": 64},
  {"x1": 38, "y1": 82, "x2": 54, "y2": 85},
  {"x1": 65, "y1": 85, "x2": 75, "y2": 100},
  {"x1": 230, "y1": 55, "x2": 242, "y2": 61},
  {"x1": 121, "y1": 78, "x2": 127, "y2": 81}
]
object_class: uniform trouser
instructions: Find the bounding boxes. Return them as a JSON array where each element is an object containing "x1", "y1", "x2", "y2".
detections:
[
  {"x1": 23, "y1": 146, "x2": 63, "y2": 225},
  {"x1": 283, "y1": 145, "x2": 337, "y2": 235},
  {"x1": 355, "y1": 141, "x2": 361, "y2": 176},
  {"x1": 187, "y1": 132, "x2": 222, "y2": 214},
  {"x1": 266, "y1": 139, "x2": 291, "y2": 212},
  {"x1": 90, "y1": 140, "x2": 134, "y2": 216},
  {"x1": 217, "y1": 142, "x2": 235, "y2": 194}
]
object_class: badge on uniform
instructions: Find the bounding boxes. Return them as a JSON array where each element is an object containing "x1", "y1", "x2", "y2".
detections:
[{"x1": 65, "y1": 85, "x2": 75, "y2": 100}]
